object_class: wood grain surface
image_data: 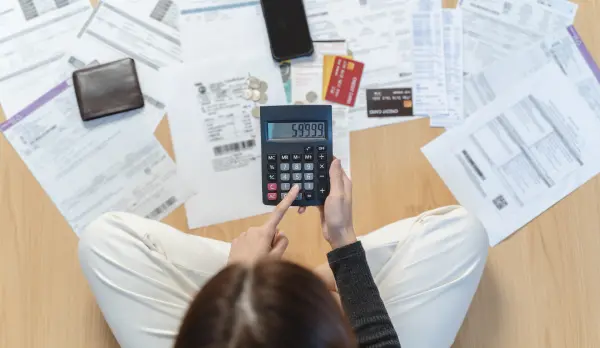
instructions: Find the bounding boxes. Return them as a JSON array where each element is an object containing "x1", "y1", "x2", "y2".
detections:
[{"x1": 1, "y1": 0, "x2": 600, "y2": 347}]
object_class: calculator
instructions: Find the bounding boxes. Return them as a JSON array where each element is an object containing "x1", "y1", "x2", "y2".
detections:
[{"x1": 260, "y1": 105, "x2": 333, "y2": 206}]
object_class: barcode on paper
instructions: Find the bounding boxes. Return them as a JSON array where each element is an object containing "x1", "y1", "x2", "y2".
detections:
[
  {"x1": 492, "y1": 195, "x2": 508, "y2": 210},
  {"x1": 213, "y1": 140, "x2": 256, "y2": 156},
  {"x1": 145, "y1": 196, "x2": 178, "y2": 219}
]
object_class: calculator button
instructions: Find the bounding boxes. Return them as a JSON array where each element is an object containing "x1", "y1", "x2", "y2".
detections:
[
  {"x1": 267, "y1": 154, "x2": 277, "y2": 162},
  {"x1": 304, "y1": 154, "x2": 314, "y2": 161},
  {"x1": 318, "y1": 173, "x2": 327, "y2": 181},
  {"x1": 318, "y1": 186, "x2": 329, "y2": 198},
  {"x1": 280, "y1": 183, "x2": 291, "y2": 191},
  {"x1": 304, "y1": 182, "x2": 314, "y2": 190},
  {"x1": 292, "y1": 154, "x2": 302, "y2": 162},
  {"x1": 317, "y1": 145, "x2": 327, "y2": 152},
  {"x1": 280, "y1": 173, "x2": 291, "y2": 181},
  {"x1": 267, "y1": 163, "x2": 277, "y2": 172},
  {"x1": 295, "y1": 183, "x2": 303, "y2": 189},
  {"x1": 295, "y1": 193, "x2": 303, "y2": 201},
  {"x1": 304, "y1": 146, "x2": 313, "y2": 154},
  {"x1": 317, "y1": 153, "x2": 327, "y2": 162},
  {"x1": 267, "y1": 192, "x2": 278, "y2": 201},
  {"x1": 280, "y1": 192, "x2": 288, "y2": 200},
  {"x1": 304, "y1": 163, "x2": 314, "y2": 171},
  {"x1": 267, "y1": 183, "x2": 277, "y2": 191},
  {"x1": 304, "y1": 191, "x2": 314, "y2": 200},
  {"x1": 292, "y1": 173, "x2": 303, "y2": 181},
  {"x1": 304, "y1": 173, "x2": 314, "y2": 181},
  {"x1": 280, "y1": 154, "x2": 290, "y2": 161},
  {"x1": 267, "y1": 173, "x2": 277, "y2": 182},
  {"x1": 280, "y1": 163, "x2": 290, "y2": 171},
  {"x1": 292, "y1": 163, "x2": 302, "y2": 171},
  {"x1": 317, "y1": 163, "x2": 327, "y2": 171}
]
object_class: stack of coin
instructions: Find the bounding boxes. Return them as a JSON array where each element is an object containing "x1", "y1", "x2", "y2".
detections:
[{"x1": 244, "y1": 76, "x2": 270, "y2": 118}]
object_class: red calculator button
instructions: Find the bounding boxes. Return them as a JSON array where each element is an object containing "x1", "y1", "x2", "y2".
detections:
[
  {"x1": 267, "y1": 183, "x2": 277, "y2": 191},
  {"x1": 267, "y1": 192, "x2": 278, "y2": 201}
]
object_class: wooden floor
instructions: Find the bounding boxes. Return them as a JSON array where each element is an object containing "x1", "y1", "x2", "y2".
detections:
[{"x1": 2, "y1": 1, "x2": 600, "y2": 347}]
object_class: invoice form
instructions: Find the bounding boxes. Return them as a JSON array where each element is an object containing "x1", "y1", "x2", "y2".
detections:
[
  {"x1": 423, "y1": 63, "x2": 600, "y2": 246},
  {"x1": 71, "y1": 0, "x2": 183, "y2": 129},
  {"x1": 1, "y1": 80, "x2": 191, "y2": 235},
  {"x1": 460, "y1": 0, "x2": 577, "y2": 75},
  {"x1": 0, "y1": 1, "x2": 92, "y2": 116},
  {"x1": 464, "y1": 26, "x2": 600, "y2": 120}
]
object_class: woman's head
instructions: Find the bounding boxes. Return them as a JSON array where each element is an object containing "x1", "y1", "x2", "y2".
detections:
[{"x1": 175, "y1": 260, "x2": 357, "y2": 348}]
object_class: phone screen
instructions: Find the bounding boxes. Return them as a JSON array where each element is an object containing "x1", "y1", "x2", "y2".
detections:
[{"x1": 260, "y1": 0, "x2": 314, "y2": 61}]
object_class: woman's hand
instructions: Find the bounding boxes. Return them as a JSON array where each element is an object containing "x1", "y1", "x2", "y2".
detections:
[
  {"x1": 319, "y1": 159, "x2": 357, "y2": 250},
  {"x1": 228, "y1": 185, "x2": 300, "y2": 265}
]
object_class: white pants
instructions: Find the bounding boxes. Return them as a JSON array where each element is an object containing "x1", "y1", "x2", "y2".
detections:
[{"x1": 78, "y1": 206, "x2": 488, "y2": 348}]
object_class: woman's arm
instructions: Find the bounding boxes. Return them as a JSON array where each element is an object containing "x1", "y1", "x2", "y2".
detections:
[{"x1": 328, "y1": 241, "x2": 401, "y2": 348}]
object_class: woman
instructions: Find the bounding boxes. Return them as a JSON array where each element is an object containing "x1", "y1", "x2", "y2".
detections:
[{"x1": 79, "y1": 160, "x2": 489, "y2": 348}]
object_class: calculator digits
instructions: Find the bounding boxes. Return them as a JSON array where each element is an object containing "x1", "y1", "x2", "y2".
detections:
[{"x1": 261, "y1": 105, "x2": 333, "y2": 206}]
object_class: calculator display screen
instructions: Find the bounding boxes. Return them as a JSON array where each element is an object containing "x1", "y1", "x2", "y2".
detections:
[{"x1": 267, "y1": 122, "x2": 326, "y2": 141}]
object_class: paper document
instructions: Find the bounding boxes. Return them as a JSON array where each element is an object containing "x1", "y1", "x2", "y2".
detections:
[
  {"x1": 0, "y1": 1, "x2": 92, "y2": 116},
  {"x1": 411, "y1": 10, "x2": 448, "y2": 117},
  {"x1": 71, "y1": 0, "x2": 183, "y2": 129},
  {"x1": 430, "y1": 9, "x2": 463, "y2": 127},
  {"x1": 166, "y1": 55, "x2": 287, "y2": 228},
  {"x1": 0, "y1": 81, "x2": 191, "y2": 235},
  {"x1": 178, "y1": 0, "x2": 270, "y2": 61},
  {"x1": 333, "y1": 9, "x2": 421, "y2": 131},
  {"x1": 464, "y1": 26, "x2": 600, "y2": 120},
  {"x1": 422, "y1": 64, "x2": 600, "y2": 246},
  {"x1": 304, "y1": 0, "x2": 343, "y2": 40},
  {"x1": 0, "y1": 0, "x2": 85, "y2": 30},
  {"x1": 461, "y1": 0, "x2": 577, "y2": 75},
  {"x1": 289, "y1": 41, "x2": 352, "y2": 173}
]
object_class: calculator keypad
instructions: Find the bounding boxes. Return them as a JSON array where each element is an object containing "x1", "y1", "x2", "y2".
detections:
[{"x1": 266, "y1": 146, "x2": 329, "y2": 204}]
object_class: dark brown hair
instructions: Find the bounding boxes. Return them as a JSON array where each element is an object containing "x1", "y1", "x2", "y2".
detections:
[{"x1": 175, "y1": 260, "x2": 357, "y2": 348}]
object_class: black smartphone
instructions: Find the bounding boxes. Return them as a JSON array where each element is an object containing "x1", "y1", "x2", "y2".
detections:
[{"x1": 259, "y1": 0, "x2": 314, "y2": 61}]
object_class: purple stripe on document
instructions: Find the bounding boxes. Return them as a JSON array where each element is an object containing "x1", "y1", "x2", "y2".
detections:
[
  {"x1": 568, "y1": 26, "x2": 600, "y2": 83},
  {"x1": 0, "y1": 81, "x2": 70, "y2": 132}
]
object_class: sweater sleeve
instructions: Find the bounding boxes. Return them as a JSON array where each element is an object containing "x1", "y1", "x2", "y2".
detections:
[{"x1": 327, "y1": 241, "x2": 401, "y2": 348}]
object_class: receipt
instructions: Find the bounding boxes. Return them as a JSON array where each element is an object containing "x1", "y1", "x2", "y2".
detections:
[
  {"x1": 0, "y1": 81, "x2": 191, "y2": 235},
  {"x1": 461, "y1": 0, "x2": 577, "y2": 75},
  {"x1": 464, "y1": 26, "x2": 600, "y2": 121},
  {"x1": 166, "y1": 55, "x2": 287, "y2": 228},
  {"x1": 71, "y1": 0, "x2": 182, "y2": 129},
  {"x1": 179, "y1": 0, "x2": 270, "y2": 61},
  {"x1": 430, "y1": 9, "x2": 463, "y2": 127},
  {"x1": 0, "y1": 1, "x2": 92, "y2": 116},
  {"x1": 411, "y1": 10, "x2": 448, "y2": 117},
  {"x1": 423, "y1": 63, "x2": 600, "y2": 246}
]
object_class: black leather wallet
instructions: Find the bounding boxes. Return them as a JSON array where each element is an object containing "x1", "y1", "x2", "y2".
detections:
[{"x1": 72, "y1": 58, "x2": 144, "y2": 121}]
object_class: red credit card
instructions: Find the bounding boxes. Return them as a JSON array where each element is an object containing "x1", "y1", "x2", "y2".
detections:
[{"x1": 325, "y1": 57, "x2": 364, "y2": 107}]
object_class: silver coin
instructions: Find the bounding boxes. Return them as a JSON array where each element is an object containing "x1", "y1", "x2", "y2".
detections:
[
  {"x1": 259, "y1": 81, "x2": 268, "y2": 92},
  {"x1": 242, "y1": 89, "x2": 253, "y2": 100},
  {"x1": 251, "y1": 106, "x2": 260, "y2": 118},
  {"x1": 306, "y1": 91, "x2": 318, "y2": 103},
  {"x1": 251, "y1": 89, "x2": 261, "y2": 101},
  {"x1": 247, "y1": 76, "x2": 259, "y2": 87},
  {"x1": 259, "y1": 93, "x2": 268, "y2": 104}
]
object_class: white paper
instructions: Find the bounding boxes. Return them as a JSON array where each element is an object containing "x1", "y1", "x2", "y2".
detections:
[
  {"x1": 71, "y1": 0, "x2": 183, "y2": 129},
  {"x1": 0, "y1": 1, "x2": 92, "y2": 116},
  {"x1": 464, "y1": 26, "x2": 600, "y2": 121},
  {"x1": 289, "y1": 41, "x2": 351, "y2": 173},
  {"x1": 304, "y1": 0, "x2": 343, "y2": 40},
  {"x1": 431, "y1": 9, "x2": 463, "y2": 127},
  {"x1": 178, "y1": 0, "x2": 271, "y2": 62},
  {"x1": 411, "y1": 10, "x2": 448, "y2": 117},
  {"x1": 422, "y1": 64, "x2": 600, "y2": 246},
  {"x1": 460, "y1": 0, "x2": 577, "y2": 75},
  {"x1": 166, "y1": 55, "x2": 287, "y2": 228},
  {"x1": 0, "y1": 80, "x2": 191, "y2": 235},
  {"x1": 333, "y1": 9, "x2": 421, "y2": 131}
]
